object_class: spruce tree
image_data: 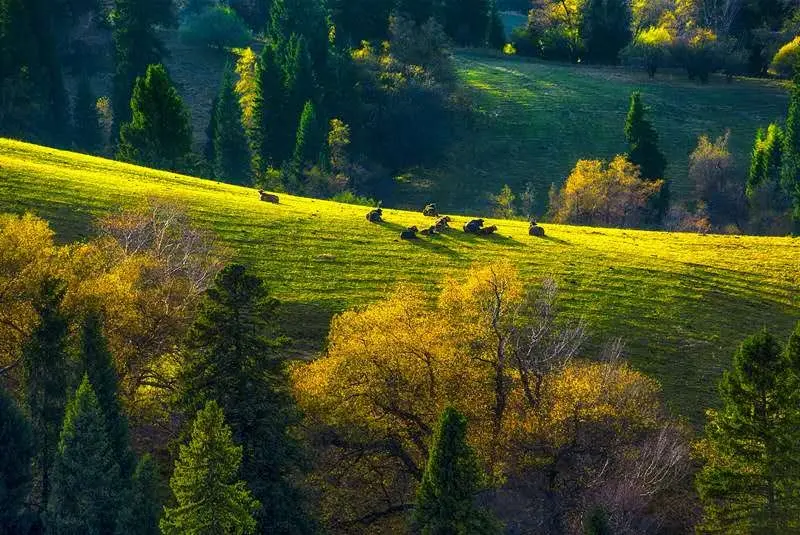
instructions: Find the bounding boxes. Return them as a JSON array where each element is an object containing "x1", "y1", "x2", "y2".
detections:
[
  {"x1": 111, "y1": 0, "x2": 175, "y2": 133},
  {"x1": 487, "y1": 1, "x2": 506, "y2": 50},
  {"x1": 781, "y1": 75, "x2": 800, "y2": 234},
  {"x1": 117, "y1": 63, "x2": 193, "y2": 170},
  {"x1": 267, "y1": 0, "x2": 329, "y2": 75},
  {"x1": 161, "y1": 400, "x2": 260, "y2": 535},
  {"x1": 625, "y1": 91, "x2": 668, "y2": 220},
  {"x1": 116, "y1": 455, "x2": 161, "y2": 535},
  {"x1": 22, "y1": 277, "x2": 69, "y2": 514},
  {"x1": 48, "y1": 375, "x2": 122, "y2": 534},
  {"x1": 414, "y1": 407, "x2": 499, "y2": 535},
  {"x1": 80, "y1": 309, "x2": 134, "y2": 478},
  {"x1": 73, "y1": 75, "x2": 102, "y2": 154},
  {"x1": 205, "y1": 95, "x2": 219, "y2": 166},
  {"x1": 580, "y1": 0, "x2": 632, "y2": 64},
  {"x1": 0, "y1": 388, "x2": 33, "y2": 535},
  {"x1": 696, "y1": 329, "x2": 800, "y2": 532},
  {"x1": 214, "y1": 69, "x2": 251, "y2": 184},
  {"x1": 292, "y1": 100, "x2": 322, "y2": 171},
  {"x1": 177, "y1": 264, "x2": 315, "y2": 534},
  {"x1": 442, "y1": 0, "x2": 489, "y2": 46},
  {"x1": 284, "y1": 35, "x2": 318, "y2": 155},
  {"x1": 252, "y1": 44, "x2": 286, "y2": 171}
]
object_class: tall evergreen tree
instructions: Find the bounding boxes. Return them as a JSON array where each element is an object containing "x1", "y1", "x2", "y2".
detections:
[
  {"x1": 283, "y1": 35, "x2": 318, "y2": 154},
  {"x1": 214, "y1": 69, "x2": 251, "y2": 184},
  {"x1": 252, "y1": 44, "x2": 285, "y2": 171},
  {"x1": 781, "y1": 75, "x2": 800, "y2": 234},
  {"x1": 267, "y1": 0, "x2": 330, "y2": 75},
  {"x1": 111, "y1": 0, "x2": 175, "y2": 133},
  {"x1": 117, "y1": 63, "x2": 193, "y2": 170},
  {"x1": 176, "y1": 264, "x2": 315, "y2": 534},
  {"x1": 696, "y1": 329, "x2": 800, "y2": 533},
  {"x1": 161, "y1": 400, "x2": 260, "y2": 535},
  {"x1": 413, "y1": 407, "x2": 498, "y2": 535},
  {"x1": 80, "y1": 309, "x2": 134, "y2": 477},
  {"x1": 22, "y1": 277, "x2": 69, "y2": 515},
  {"x1": 73, "y1": 75, "x2": 102, "y2": 154},
  {"x1": 486, "y1": 1, "x2": 506, "y2": 50},
  {"x1": 0, "y1": 388, "x2": 33, "y2": 535},
  {"x1": 396, "y1": 0, "x2": 437, "y2": 24},
  {"x1": 48, "y1": 375, "x2": 122, "y2": 534},
  {"x1": 292, "y1": 100, "x2": 323, "y2": 171},
  {"x1": 625, "y1": 91, "x2": 668, "y2": 220},
  {"x1": 116, "y1": 455, "x2": 161, "y2": 535},
  {"x1": 442, "y1": 0, "x2": 489, "y2": 46},
  {"x1": 580, "y1": 0, "x2": 632, "y2": 64},
  {"x1": 205, "y1": 95, "x2": 219, "y2": 166}
]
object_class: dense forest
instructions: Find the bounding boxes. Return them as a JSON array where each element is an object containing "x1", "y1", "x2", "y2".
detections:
[{"x1": 1, "y1": 0, "x2": 800, "y2": 533}]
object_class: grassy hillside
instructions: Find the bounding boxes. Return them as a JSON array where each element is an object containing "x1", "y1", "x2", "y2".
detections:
[
  {"x1": 415, "y1": 53, "x2": 788, "y2": 213},
  {"x1": 1, "y1": 139, "x2": 798, "y2": 422}
]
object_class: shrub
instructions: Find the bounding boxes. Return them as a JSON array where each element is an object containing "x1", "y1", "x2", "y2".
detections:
[
  {"x1": 675, "y1": 29, "x2": 722, "y2": 83},
  {"x1": 330, "y1": 190, "x2": 378, "y2": 206},
  {"x1": 180, "y1": 6, "x2": 252, "y2": 49},
  {"x1": 689, "y1": 132, "x2": 745, "y2": 227},
  {"x1": 770, "y1": 36, "x2": 800, "y2": 78}
]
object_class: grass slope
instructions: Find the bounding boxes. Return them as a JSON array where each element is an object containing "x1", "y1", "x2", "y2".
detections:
[
  {"x1": 1, "y1": 139, "x2": 798, "y2": 422},
  {"x1": 417, "y1": 53, "x2": 788, "y2": 213}
]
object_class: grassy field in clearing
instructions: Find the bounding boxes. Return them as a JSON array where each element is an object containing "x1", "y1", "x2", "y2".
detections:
[
  {"x1": 416, "y1": 53, "x2": 788, "y2": 213},
  {"x1": 1, "y1": 139, "x2": 798, "y2": 422}
]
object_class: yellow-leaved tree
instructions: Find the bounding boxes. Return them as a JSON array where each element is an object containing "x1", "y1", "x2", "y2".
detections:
[{"x1": 292, "y1": 263, "x2": 693, "y2": 534}]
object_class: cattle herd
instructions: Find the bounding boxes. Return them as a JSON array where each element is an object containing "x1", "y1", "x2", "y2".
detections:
[
  {"x1": 366, "y1": 202, "x2": 547, "y2": 240},
  {"x1": 256, "y1": 191, "x2": 546, "y2": 239}
]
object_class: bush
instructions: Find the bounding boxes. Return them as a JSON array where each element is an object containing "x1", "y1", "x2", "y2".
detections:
[
  {"x1": 330, "y1": 190, "x2": 378, "y2": 206},
  {"x1": 180, "y1": 6, "x2": 252, "y2": 49},
  {"x1": 770, "y1": 36, "x2": 800, "y2": 78},
  {"x1": 675, "y1": 29, "x2": 721, "y2": 83}
]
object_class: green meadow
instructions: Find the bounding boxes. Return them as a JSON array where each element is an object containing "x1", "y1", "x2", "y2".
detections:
[{"x1": 1, "y1": 139, "x2": 798, "y2": 422}]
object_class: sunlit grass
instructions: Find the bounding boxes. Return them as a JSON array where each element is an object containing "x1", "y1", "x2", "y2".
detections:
[{"x1": 1, "y1": 139, "x2": 798, "y2": 422}]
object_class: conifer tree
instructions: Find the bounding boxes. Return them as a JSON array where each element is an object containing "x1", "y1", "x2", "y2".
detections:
[
  {"x1": 80, "y1": 309, "x2": 135, "y2": 477},
  {"x1": 0, "y1": 388, "x2": 33, "y2": 535},
  {"x1": 696, "y1": 329, "x2": 800, "y2": 532},
  {"x1": 73, "y1": 75, "x2": 102, "y2": 154},
  {"x1": 118, "y1": 63, "x2": 192, "y2": 170},
  {"x1": 214, "y1": 69, "x2": 251, "y2": 184},
  {"x1": 48, "y1": 375, "x2": 122, "y2": 534},
  {"x1": 487, "y1": 1, "x2": 506, "y2": 50},
  {"x1": 205, "y1": 95, "x2": 219, "y2": 166},
  {"x1": 284, "y1": 35, "x2": 318, "y2": 155},
  {"x1": 292, "y1": 100, "x2": 322, "y2": 171},
  {"x1": 442, "y1": 0, "x2": 490, "y2": 46},
  {"x1": 781, "y1": 75, "x2": 800, "y2": 234},
  {"x1": 111, "y1": 0, "x2": 175, "y2": 132},
  {"x1": 580, "y1": 0, "x2": 632, "y2": 64},
  {"x1": 396, "y1": 0, "x2": 437, "y2": 24},
  {"x1": 267, "y1": 0, "x2": 329, "y2": 74},
  {"x1": 252, "y1": 44, "x2": 285, "y2": 171},
  {"x1": 22, "y1": 277, "x2": 69, "y2": 514},
  {"x1": 414, "y1": 407, "x2": 499, "y2": 535},
  {"x1": 625, "y1": 91, "x2": 668, "y2": 220},
  {"x1": 116, "y1": 455, "x2": 161, "y2": 535},
  {"x1": 177, "y1": 264, "x2": 315, "y2": 534},
  {"x1": 161, "y1": 400, "x2": 260, "y2": 535}
]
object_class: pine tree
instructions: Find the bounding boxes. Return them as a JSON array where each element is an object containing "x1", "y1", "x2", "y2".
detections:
[
  {"x1": 781, "y1": 75, "x2": 800, "y2": 234},
  {"x1": 118, "y1": 63, "x2": 193, "y2": 170},
  {"x1": 116, "y1": 455, "x2": 161, "y2": 535},
  {"x1": 48, "y1": 375, "x2": 122, "y2": 534},
  {"x1": 696, "y1": 329, "x2": 800, "y2": 532},
  {"x1": 487, "y1": 1, "x2": 506, "y2": 50},
  {"x1": 22, "y1": 277, "x2": 69, "y2": 515},
  {"x1": 625, "y1": 91, "x2": 668, "y2": 220},
  {"x1": 580, "y1": 0, "x2": 632, "y2": 64},
  {"x1": 442, "y1": 0, "x2": 489, "y2": 46},
  {"x1": 292, "y1": 100, "x2": 322, "y2": 171},
  {"x1": 177, "y1": 264, "x2": 315, "y2": 534},
  {"x1": 0, "y1": 388, "x2": 33, "y2": 535},
  {"x1": 414, "y1": 407, "x2": 499, "y2": 535},
  {"x1": 267, "y1": 0, "x2": 329, "y2": 75},
  {"x1": 80, "y1": 309, "x2": 135, "y2": 478},
  {"x1": 205, "y1": 95, "x2": 219, "y2": 166},
  {"x1": 396, "y1": 0, "x2": 437, "y2": 24},
  {"x1": 283, "y1": 34, "x2": 318, "y2": 154},
  {"x1": 111, "y1": 0, "x2": 175, "y2": 133},
  {"x1": 251, "y1": 44, "x2": 285, "y2": 171},
  {"x1": 73, "y1": 75, "x2": 102, "y2": 154},
  {"x1": 214, "y1": 69, "x2": 251, "y2": 184},
  {"x1": 161, "y1": 400, "x2": 260, "y2": 535}
]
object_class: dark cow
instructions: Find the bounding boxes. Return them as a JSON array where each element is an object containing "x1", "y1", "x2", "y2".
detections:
[
  {"x1": 366, "y1": 208, "x2": 383, "y2": 223},
  {"x1": 479, "y1": 225, "x2": 498, "y2": 235},
  {"x1": 258, "y1": 190, "x2": 279, "y2": 203},
  {"x1": 463, "y1": 218, "x2": 484, "y2": 233},
  {"x1": 420, "y1": 225, "x2": 438, "y2": 236},
  {"x1": 529, "y1": 223, "x2": 545, "y2": 237},
  {"x1": 423, "y1": 203, "x2": 439, "y2": 217},
  {"x1": 400, "y1": 226, "x2": 419, "y2": 240},
  {"x1": 434, "y1": 216, "x2": 451, "y2": 232}
]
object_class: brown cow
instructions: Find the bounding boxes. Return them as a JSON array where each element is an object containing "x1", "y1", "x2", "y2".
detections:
[{"x1": 258, "y1": 190, "x2": 279, "y2": 203}]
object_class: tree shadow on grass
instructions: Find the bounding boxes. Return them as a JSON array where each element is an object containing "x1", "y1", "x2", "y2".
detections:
[
  {"x1": 375, "y1": 220, "x2": 463, "y2": 258},
  {"x1": 539, "y1": 234, "x2": 571, "y2": 246},
  {"x1": 276, "y1": 299, "x2": 344, "y2": 359}
]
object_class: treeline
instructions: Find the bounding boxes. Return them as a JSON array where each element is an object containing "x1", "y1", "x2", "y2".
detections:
[
  {"x1": 510, "y1": 0, "x2": 800, "y2": 81},
  {"x1": 0, "y1": 0, "x2": 503, "y2": 202},
  {"x1": 1, "y1": 209, "x2": 799, "y2": 533}
]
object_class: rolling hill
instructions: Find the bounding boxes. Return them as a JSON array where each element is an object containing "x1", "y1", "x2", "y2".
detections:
[
  {"x1": 1, "y1": 139, "x2": 798, "y2": 422},
  {"x1": 411, "y1": 52, "x2": 788, "y2": 212}
]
